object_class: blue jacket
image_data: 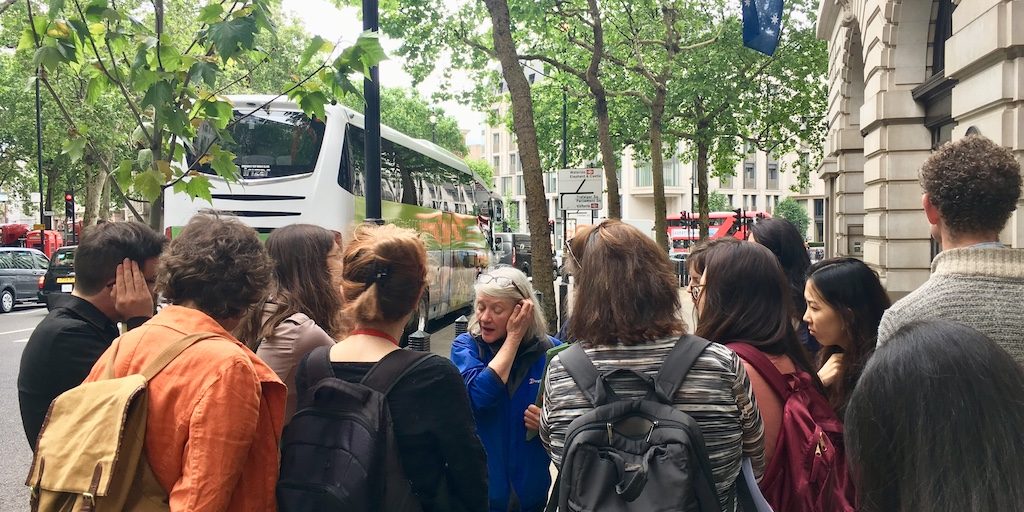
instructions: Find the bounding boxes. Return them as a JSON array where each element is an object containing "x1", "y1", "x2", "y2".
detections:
[{"x1": 451, "y1": 332, "x2": 560, "y2": 512}]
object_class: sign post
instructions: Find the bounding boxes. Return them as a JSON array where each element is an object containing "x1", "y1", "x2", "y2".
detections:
[{"x1": 557, "y1": 167, "x2": 603, "y2": 243}]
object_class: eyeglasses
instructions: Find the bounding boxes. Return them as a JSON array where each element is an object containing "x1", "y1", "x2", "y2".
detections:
[
  {"x1": 564, "y1": 239, "x2": 583, "y2": 272},
  {"x1": 689, "y1": 284, "x2": 704, "y2": 302},
  {"x1": 476, "y1": 273, "x2": 527, "y2": 298}
]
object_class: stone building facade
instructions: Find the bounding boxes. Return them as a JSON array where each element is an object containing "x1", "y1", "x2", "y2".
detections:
[{"x1": 816, "y1": 0, "x2": 1024, "y2": 298}]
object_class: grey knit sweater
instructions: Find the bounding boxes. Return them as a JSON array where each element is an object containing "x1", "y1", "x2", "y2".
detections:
[{"x1": 877, "y1": 247, "x2": 1024, "y2": 363}]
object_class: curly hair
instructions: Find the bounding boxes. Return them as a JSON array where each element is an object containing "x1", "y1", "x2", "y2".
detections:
[
  {"x1": 158, "y1": 213, "x2": 273, "y2": 320},
  {"x1": 920, "y1": 135, "x2": 1022, "y2": 236},
  {"x1": 340, "y1": 223, "x2": 427, "y2": 328}
]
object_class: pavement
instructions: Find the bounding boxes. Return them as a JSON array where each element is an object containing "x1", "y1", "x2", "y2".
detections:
[{"x1": 0, "y1": 303, "x2": 48, "y2": 512}]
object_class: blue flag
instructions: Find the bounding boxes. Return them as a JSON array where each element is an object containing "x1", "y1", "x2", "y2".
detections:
[{"x1": 742, "y1": 0, "x2": 784, "y2": 56}]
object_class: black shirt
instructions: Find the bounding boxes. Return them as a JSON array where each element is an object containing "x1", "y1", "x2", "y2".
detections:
[
  {"x1": 17, "y1": 294, "x2": 147, "y2": 449},
  {"x1": 331, "y1": 355, "x2": 489, "y2": 512}
]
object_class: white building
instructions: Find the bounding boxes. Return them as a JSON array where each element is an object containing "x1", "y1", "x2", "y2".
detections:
[
  {"x1": 816, "y1": 0, "x2": 1024, "y2": 299},
  {"x1": 482, "y1": 99, "x2": 826, "y2": 246}
]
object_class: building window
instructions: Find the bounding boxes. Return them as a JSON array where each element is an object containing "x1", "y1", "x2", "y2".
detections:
[
  {"x1": 516, "y1": 176, "x2": 525, "y2": 196},
  {"x1": 546, "y1": 172, "x2": 557, "y2": 193},
  {"x1": 751, "y1": 195, "x2": 758, "y2": 210},
  {"x1": 501, "y1": 176, "x2": 512, "y2": 195},
  {"x1": 768, "y1": 163, "x2": 778, "y2": 182},
  {"x1": 814, "y1": 198, "x2": 824, "y2": 217},
  {"x1": 492, "y1": 133, "x2": 500, "y2": 151},
  {"x1": 510, "y1": 153, "x2": 519, "y2": 173},
  {"x1": 493, "y1": 155, "x2": 501, "y2": 175},
  {"x1": 932, "y1": 0, "x2": 954, "y2": 76},
  {"x1": 635, "y1": 162, "x2": 653, "y2": 188},
  {"x1": 720, "y1": 175, "x2": 733, "y2": 188},
  {"x1": 743, "y1": 163, "x2": 756, "y2": 188},
  {"x1": 727, "y1": 194, "x2": 734, "y2": 207}
]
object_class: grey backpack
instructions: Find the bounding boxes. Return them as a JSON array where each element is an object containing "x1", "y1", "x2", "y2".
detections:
[{"x1": 550, "y1": 336, "x2": 722, "y2": 512}]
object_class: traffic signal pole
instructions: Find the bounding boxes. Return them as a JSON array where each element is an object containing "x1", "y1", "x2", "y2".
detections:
[{"x1": 363, "y1": 0, "x2": 383, "y2": 225}]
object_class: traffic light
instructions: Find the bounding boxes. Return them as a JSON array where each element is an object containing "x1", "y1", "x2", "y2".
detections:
[
  {"x1": 64, "y1": 191, "x2": 74, "y2": 219},
  {"x1": 733, "y1": 208, "x2": 742, "y2": 225}
]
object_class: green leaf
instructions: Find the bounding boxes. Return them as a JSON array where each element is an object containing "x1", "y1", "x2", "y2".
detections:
[
  {"x1": 172, "y1": 179, "x2": 189, "y2": 195},
  {"x1": 187, "y1": 61, "x2": 218, "y2": 88},
  {"x1": 333, "y1": 31, "x2": 387, "y2": 77},
  {"x1": 185, "y1": 177, "x2": 214, "y2": 203},
  {"x1": 84, "y1": 0, "x2": 108, "y2": 20},
  {"x1": 203, "y1": 99, "x2": 234, "y2": 129},
  {"x1": 141, "y1": 81, "x2": 173, "y2": 109},
  {"x1": 299, "y1": 35, "x2": 331, "y2": 69},
  {"x1": 85, "y1": 76, "x2": 106, "y2": 103},
  {"x1": 133, "y1": 170, "x2": 165, "y2": 202},
  {"x1": 67, "y1": 19, "x2": 90, "y2": 43},
  {"x1": 61, "y1": 136, "x2": 87, "y2": 163},
  {"x1": 18, "y1": 28, "x2": 37, "y2": 52},
  {"x1": 137, "y1": 148, "x2": 154, "y2": 169},
  {"x1": 132, "y1": 68, "x2": 160, "y2": 91},
  {"x1": 32, "y1": 46, "x2": 65, "y2": 72},
  {"x1": 153, "y1": 42, "x2": 183, "y2": 72},
  {"x1": 131, "y1": 123, "x2": 153, "y2": 146},
  {"x1": 207, "y1": 16, "x2": 257, "y2": 63},
  {"x1": 114, "y1": 159, "x2": 134, "y2": 190},
  {"x1": 297, "y1": 91, "x2": 328, "y2": 121},
  {"x1": 197, "y1": 3, "x2": 225, "y2": 24},
  {"x1": 209, "y1": 145, "x2": 239, "y2": 181},
  {"x1": 47, "y1": 0, "x2": 66, "y2": 20}
]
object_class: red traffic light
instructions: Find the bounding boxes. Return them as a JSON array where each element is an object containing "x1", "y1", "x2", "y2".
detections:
[{"x1": 64, "y1": 193, "x2": 73, "y2": 202}]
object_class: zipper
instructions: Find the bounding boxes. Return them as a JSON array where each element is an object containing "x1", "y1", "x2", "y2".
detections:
[
  {"x1": 288, "y1": 408, "x2": 375, "y2": 433},
  {"x1": 563, "y1": 414, "x2": 689, "y2": 450}
]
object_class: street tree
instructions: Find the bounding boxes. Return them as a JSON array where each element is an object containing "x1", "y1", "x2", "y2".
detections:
[
  {"x1": 17, "y1": 0, "x2": 384, "y2": 229},
  {"x1": 773, "y1": 197, "x2": 810, "y2": 239},
  {"x1": 341, "y1": 87, "x2": 467, "y2": 156},
  {"x1": 466, "y1": 158, "x2": 494, "y2": 188},
  {"x1": 706, "y1": 191, "x2": 729, "y2": 212}
]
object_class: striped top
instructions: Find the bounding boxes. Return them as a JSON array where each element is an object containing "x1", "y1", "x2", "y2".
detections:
[{"x1": 540, "y1": 338, "x2": 766, "y2": 511}]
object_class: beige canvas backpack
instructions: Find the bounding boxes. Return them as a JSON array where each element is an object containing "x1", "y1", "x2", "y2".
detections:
[{"x1": 26, "y1": 332, "x2": 217, "y2": 512}]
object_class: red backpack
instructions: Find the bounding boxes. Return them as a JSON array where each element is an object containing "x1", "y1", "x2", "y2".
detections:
[{"x1": 727, "y1": 343, "x2": 856, "y2": 512}]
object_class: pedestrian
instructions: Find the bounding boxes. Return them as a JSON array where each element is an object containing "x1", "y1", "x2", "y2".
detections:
[
  {"x1": 541, "y1": 220, "x2": 765, "y2": 511},
  {"x1": 695, "y1": 240, "x2": 853, "y2": 511},
  {"x1": 750, "y1": 217, "x2": 819, "y2": 354},
  {"x1": 18, "y1": 221, "x2": 165, "y2": 450},
  {"x1": 846, "y1": 319, "x2": 1024, "y2": 512},
  {"x1": 83, "y1": 212, "x2": 285, "y2": 511},
  {"x1": 876, "y1": 135, "x2": 1024, "y2": 362},
  {"x1": 804, "y1": 257, "x2": 890, "y2": 417},
  {"x1": 305, "y1": 223, "x2": 487, "y2": 512},
  {"x1": 694, "y1": 239, "x2": 822, "y2": 463},
  {"x1": 235, "y1": 224, "x2": 342, "y2": 422},
  {"x1": 451, "y1": 266, "x2": 560, "y2": 512}
]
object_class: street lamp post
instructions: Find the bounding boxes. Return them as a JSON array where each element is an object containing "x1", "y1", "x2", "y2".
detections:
[
  {"x1": 363, "y1": 0, "x2": 383, "y2": 225},
  {"x1": 429, "y1": 113, "x2": 437, "y2": 143}
]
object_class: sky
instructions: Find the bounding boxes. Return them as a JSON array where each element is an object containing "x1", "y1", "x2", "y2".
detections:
[{"x1": 280, "y1": 0, "x2": 486, "y2": 144}]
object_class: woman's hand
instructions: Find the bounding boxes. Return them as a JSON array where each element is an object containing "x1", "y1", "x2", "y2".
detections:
[
  {"x1": 818, "y1": 352, "x2": 844, "y2": 386},
  {"x1": 505, "y1": 299, "x2": 533, "y2": 345},
  {"x1": 524, "y1": 404, "x2": 541, "y2": 431}
]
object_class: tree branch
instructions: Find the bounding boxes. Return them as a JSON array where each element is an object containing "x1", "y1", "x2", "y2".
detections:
[{"x1": 38, "y1": 77, "x2": 145, "y2": 222}]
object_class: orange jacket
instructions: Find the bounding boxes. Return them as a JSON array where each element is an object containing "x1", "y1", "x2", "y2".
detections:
[{"x1": 86, "y1": 305, "x2": 286, "y2": 512}]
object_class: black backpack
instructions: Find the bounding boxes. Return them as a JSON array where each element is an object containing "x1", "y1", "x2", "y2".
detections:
[
  {"x1": 277, "y1": 345, "x2": 430, "y2": 512},
  {"x1": 550, "y1": 335, "x2": 722, "y2": 512}
]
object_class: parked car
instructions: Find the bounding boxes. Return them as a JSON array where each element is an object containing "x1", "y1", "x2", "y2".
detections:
[
  {"x1": 494, "y1": 233, "x2": 559, "y2": 278},
  {"x1": 38, "y1": 246, "x2": 77, "y2": 306},
  {"x1": 0, "y1": 247, "x2": 50, "y2": 313}
]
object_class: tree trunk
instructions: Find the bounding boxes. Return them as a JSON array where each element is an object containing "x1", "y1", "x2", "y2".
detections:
[
  {"x1": 99, "y1": 173, "x2": 111, "y2": 221},
  {"x1": 148, "y1": 196, "x2": 162, "y2": 230},
  {"x1": 82, "y1": 156, "x2": 103, "y2": 227},
  {"x1": 696, "y1": 136, "x2": 710, "y2": 239},
  {"x1": 483, "y1": 0, "x2": 557, "y2": 332},
  {"x1": 45, "y1": 160, "x2": 58, "y2": 227},
  {"x1": 584, "y1": 0, "x2": 620, "y2": 219},
  {"x1": 650, "y1": 88, "x2": 669, "y2": 251}
]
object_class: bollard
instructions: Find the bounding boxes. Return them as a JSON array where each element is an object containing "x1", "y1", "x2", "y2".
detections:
[
  {"x1": 408, "y1": 329, "x2": 430, "y2": 353},
  {"x1": 558, "y1": 276, "x2": 569, "y2": 331},
  {"x1": 454, "y1": 315, "x2": 469, "y2": 336}
]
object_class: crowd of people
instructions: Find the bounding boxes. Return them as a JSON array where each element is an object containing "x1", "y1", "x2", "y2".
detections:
[{"x1": 15, "y1": 134, "x2": 1024, "y2": 512}]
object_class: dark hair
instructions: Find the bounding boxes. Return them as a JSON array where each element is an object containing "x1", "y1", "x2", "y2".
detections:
[
  {"x1": 340, "y1": 223, "x2": 426, "y2": 327},
  {"x1": 806, "y1": 257, "x2": 890, "y2": 416},
  {"x1": 751, "y1": 218, "x2": 811, "y2": 317},
  {"x1": 920, "y1": 135, "x2": 1022, "y2": 236},
  {"x1": 74, "y1": 221, "x2": 166, "y2": 295},
  {"x1": 686, "y1": 237, "x2": 736, "y2": 277},
  {"x1": 236, "y1": 224, "x2": 343, "y2": 348},
  {"x1": 846, "y1": 319, "x2": 1024, "y2": 512},
  {"x1": 158, "y1": 213, "x2": 273, "y2": 320},
  {"x1": 696, "y1": 240, "x2": 817, "y2": 376},
  {"x1": 569, "y1": 220, "x2": 685, "y2": 346}
]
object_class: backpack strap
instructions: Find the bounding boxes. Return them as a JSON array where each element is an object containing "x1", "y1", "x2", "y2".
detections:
[
  {"x1": 361, "y1": 348, "x2": 433, "y2": 396},
  {"x1": 557, "y1": 343, "x2": 606, "y2": 407},
  {"x1": 726, "y1": 342, "x2": 791, "y2": 400},
  {"x1": 139, "y1": 332, "x2": 221, "y2": 381},
  {"x1": 652, "y1": 335, "x2": 712, "y2": 404}
]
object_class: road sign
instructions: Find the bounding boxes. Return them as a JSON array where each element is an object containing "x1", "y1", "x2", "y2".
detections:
[
  {"x1": 557, "y1": 168, "x2": 602, "y2": 195},
  {"x1": 43, "y1": 210, "x2": 53, "y2": 216},
  {"x1": 561, "y1": 193, "x2": 602, "y2": 210}
]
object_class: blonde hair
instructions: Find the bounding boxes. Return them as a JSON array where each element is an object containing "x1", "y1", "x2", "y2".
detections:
[
  {"x1": 469, "y1": 266, "x2": 548, "y2": 341},
  {"x1": 340, "y1": 224, "x2": 427, "y2": 329}
]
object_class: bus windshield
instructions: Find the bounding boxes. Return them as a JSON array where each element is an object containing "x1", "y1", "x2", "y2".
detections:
[{"x1": 192, "y1": 110, "x2": 326, "y2": 179}]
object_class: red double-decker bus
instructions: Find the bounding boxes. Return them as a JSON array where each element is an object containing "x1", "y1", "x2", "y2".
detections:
[{"x1": 667, "y1": 210, "x2": 771, "y2": 254}]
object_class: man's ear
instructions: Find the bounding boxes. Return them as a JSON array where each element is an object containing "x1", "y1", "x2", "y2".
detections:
[{"x1": 922, "y1": 193, "x2": 941, "y2": 226}]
